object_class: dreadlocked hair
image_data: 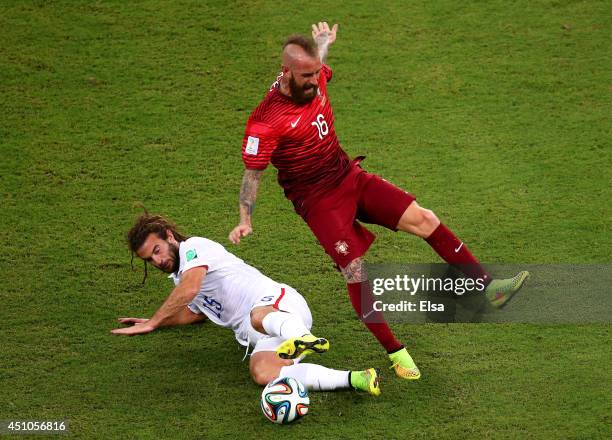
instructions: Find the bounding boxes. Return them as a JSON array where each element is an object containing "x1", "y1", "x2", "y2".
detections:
[{"x1": 127, "y1": 209, "x2": 189, "y2": 284}]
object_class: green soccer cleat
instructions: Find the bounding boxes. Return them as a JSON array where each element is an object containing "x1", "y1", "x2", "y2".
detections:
[
  {"x1": 485, "y1": 271, "x2": 530, "y2": 308},
  {"x1": 276, "y1": 334, "x2": 330, "y2": 360},
  {"x1": 350, "y1": 368, "x2": 381, "y2": 396},
  {"x1": 389, "y1": 347, "x2": 421, "y2": 380}
]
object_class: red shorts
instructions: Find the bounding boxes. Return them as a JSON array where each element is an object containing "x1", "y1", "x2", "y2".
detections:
[{"x1": 302, "y1": 159, "x2": 416, "y2": 268}]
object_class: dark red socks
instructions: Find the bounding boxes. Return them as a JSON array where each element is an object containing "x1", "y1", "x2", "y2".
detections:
[
  {"x1": 425, "y1": 223, "x2": 491, "y2": 284},
  {"x1": 347, "y1": 281, "x2": 403, "y2": 353}
]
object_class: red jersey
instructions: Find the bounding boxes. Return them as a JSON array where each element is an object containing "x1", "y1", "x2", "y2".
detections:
[{"x1": 242, "y1": 64, "x2": 351, "y2": 216}]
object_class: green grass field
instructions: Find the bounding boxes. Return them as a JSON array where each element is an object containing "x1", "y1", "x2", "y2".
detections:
[{"x1": 1, "y1": 1, "x2": 610, "y2": 438}]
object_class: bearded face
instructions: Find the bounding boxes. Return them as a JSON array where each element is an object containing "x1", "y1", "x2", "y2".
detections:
[
  {"x1": 167, "y1": 241, "x2": 180, "y2": 273},
  {"x1": 288, "y1": 74, "x2": 318, "y2": 104},
  {"x1": 136, "y1": 233, "x2": 182, "y2": 274}
]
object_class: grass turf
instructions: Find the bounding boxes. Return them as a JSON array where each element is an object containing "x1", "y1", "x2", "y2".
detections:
[{"x1": 1, "y1": 1, "x2": 610, "y2": 438}]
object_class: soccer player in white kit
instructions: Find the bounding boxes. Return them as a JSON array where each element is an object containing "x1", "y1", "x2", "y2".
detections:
[{"x1": 112, "y1": 213, "x2": 380, "y2": 395}]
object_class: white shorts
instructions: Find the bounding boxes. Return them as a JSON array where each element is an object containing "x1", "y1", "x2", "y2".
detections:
[{"x1": 246, "y1": 284, "x2": 313, "y2": 355}]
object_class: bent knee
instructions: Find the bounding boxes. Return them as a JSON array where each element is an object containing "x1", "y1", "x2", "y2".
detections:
[
  {"x1": 250, "y1": 306, "x2": 273, "y2": 334},
  {"x1": 398, "y1": 204, "x2": 440, "y2": 237},
  {"x1": 250, "y1": 367, "x2": 278, "y2": 386},
  {"x1": 249, "y1": 309, "x2": 261, "y2": 329},
  {"x1": 421, "y1": 208, "x2": 439, "y2": 228},
  {"x1": 416, "y1": 208, "x2": 440, "y2": 237}
]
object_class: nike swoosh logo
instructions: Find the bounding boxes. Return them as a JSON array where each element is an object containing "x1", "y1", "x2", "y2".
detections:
[
  {"x1": 362, "y1": 309, "x2": 375, "y2": 319},
  {"x1": 455, "y1": 242, "x2": 464, "y2": 253},
  {"x1": 290, "y1": 116, "x2": 301, "y2": 128}
]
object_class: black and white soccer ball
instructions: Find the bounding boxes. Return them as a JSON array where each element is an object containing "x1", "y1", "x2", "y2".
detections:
[{"x1": 260, "y1": 377, "x2": 309, "y2": 424}]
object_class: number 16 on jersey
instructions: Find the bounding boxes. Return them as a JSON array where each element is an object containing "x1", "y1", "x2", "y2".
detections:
[{"x1": 311, "y1": 114, "x2": 328, "y2": 139}]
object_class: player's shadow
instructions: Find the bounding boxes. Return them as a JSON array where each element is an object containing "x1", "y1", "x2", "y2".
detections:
[{"x1": 422, "y1": 265, "x2": 492, "y2": 323}]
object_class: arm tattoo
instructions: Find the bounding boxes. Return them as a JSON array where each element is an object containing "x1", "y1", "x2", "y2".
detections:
[
  {"x1": 239, "y1": 169, "x2": 263, "y2": 217},
  {"x1": 341, "y1": 258, "x2": 368, "y2": 283}
]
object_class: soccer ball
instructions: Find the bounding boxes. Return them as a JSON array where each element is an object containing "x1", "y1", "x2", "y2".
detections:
[{"x1": 260, "y1": 377, "x2": 309, "y2": 424}]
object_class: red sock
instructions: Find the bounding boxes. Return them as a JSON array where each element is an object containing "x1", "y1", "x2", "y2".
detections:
[
  {"x1": 425, "y1": 223, "x2": 491, "y2": 284},
  {"x1": 347, "y1": 282, "x2": 403, "y2": 353}
]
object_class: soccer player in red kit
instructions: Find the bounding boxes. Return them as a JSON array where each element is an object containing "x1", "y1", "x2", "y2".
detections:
[{"x1": 229, "y1": 22, "x2": 529, "y2": 380}]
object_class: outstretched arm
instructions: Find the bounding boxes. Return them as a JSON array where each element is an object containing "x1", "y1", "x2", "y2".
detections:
[
  {"x1": 115, "y1": 307, "x2": 206, "y2": 330},
  {"x1": 312, "y1": 21, "x2": 338, "y2": 63},
  {"x1": 111, "y1": 266, "x2": 207, "y2": 335},
  {"x1": 229, "y1": 168, "x2": 263, "y2": 244}
]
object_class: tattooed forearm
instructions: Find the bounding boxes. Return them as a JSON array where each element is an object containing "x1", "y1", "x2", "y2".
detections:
[
  {"x1": 341, "y1": 257, "x2": 368, "y2": 283},
  {"x1": 239, "y1": 169, "x2": 263, "y2": 222}
]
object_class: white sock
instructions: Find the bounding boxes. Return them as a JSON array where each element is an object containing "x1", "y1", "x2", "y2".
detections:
[
  {"x1": 261, "y1": 311, "x2": 310, "y2": 339},
  {"x1": 278, "y1": 363, "x2": 350, "y2": 391}
]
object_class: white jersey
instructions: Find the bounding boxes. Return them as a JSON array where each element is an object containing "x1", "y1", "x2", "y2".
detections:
[{"x1": 169, "y1": 237, "x2": 283, "y2": 345}]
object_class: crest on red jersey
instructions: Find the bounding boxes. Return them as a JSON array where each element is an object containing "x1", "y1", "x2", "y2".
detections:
[{"x1": 334, "y1": 240, "x2": 349, "y2": 256}]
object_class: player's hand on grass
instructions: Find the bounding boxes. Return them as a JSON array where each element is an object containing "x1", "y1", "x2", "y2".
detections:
[
  {"x1": 111, "y1": 321, "x2": 156, "y2": 336},
  {"x1": 117, "y1": 317, "x2": 149, "y2": 326},
  {"x1": 312, "y1": 21, "x2": 338, "y2": 46},
  {"x1": 229, "y1": 223, "x2": 253, "y2": 244}
]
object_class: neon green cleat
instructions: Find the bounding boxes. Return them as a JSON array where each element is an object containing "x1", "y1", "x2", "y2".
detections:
[
  {"x1": 276, "y1": 334, "x2": 330, "y2": 360},
  {"x1": 389, "y1": 347, "x2": 421, "y2": 380},
  {"x1": 350, "y1": 368, "x2": 381, "y2": 396},
  {"x1": 485, "y1": 271, "x2": 530, "y2": 308}
]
